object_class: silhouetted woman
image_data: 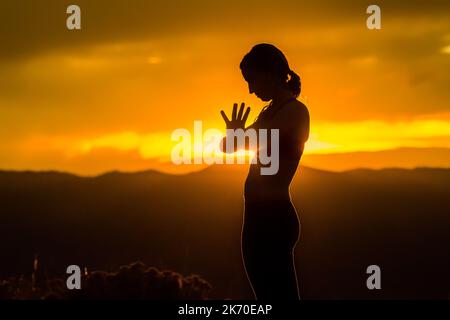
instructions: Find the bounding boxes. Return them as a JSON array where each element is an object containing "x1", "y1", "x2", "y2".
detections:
[{"x1": 220, "y1": 43, "x2": 310, "y2": 299}]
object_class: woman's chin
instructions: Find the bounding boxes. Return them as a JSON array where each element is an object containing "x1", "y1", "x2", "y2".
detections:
[{"x1": 256, "y1": 94, "x2": 271, "y2": 102}]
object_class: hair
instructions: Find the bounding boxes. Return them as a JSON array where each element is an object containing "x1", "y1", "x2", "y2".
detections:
[{"x1": 240, "y1": 43, "x2": 301, "y2": 98}]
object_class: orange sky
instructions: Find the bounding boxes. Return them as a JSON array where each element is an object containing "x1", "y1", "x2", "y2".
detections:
[{"x1": 0, "y1": 0, "x2": 449, "y2": 175}]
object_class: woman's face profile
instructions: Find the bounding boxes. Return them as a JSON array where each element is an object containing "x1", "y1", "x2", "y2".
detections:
[{"x1": 242, "y1": 69, "x2": 275, "y2": 102}]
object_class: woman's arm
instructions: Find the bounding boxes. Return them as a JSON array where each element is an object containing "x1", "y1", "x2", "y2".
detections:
[
  {"x1": 267, "y1": 101, "x2": 310, "y2": 157},
  {"x1": 269, "y1": 101, "x2": 309, "y2": 142}
]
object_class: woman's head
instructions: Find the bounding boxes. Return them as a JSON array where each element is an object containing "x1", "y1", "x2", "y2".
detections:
[{"x1": 240, "y1": 43, "x2": 301, "y2": 101}]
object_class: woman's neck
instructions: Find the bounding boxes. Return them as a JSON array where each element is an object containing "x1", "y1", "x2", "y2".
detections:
[{"x1": 271, "y1": 88, "x2": 295, "y2": 106}]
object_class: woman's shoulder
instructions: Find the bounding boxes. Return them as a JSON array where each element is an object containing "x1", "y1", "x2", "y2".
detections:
[
  {"x1": 267, "y1": 99, "x2": 309, "y2": 133},
  {"x1": 279, "y1": 99, "x2": 309, "y2": 120}
]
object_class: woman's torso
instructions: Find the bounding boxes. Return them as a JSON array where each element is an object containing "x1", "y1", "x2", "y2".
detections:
[{"x1": 244, "y1": 99, "x2": 305, "y2": 203}]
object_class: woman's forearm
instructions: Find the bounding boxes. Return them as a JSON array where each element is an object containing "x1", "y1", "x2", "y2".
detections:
[{"x1": 220, "y1": 125, "x2": 257, "y2": 153}]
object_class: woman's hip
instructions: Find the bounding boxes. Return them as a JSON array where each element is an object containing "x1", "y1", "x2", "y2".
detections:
[{"x1": 242, "y1": 200, "x2": 300, "y2": 249}]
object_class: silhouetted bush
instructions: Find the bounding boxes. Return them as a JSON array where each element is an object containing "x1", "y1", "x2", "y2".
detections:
[{"x1": 0, "y1": 261, "x2": 211, "y2": 300}]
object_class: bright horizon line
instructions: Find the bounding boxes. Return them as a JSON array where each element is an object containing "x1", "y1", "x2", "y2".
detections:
[
  {"x1": 1, "y1": 146, "x2": 449, "y2": 178},
  {"x1": 1, "y1": 163, "x2": 448, "y2": 179}
]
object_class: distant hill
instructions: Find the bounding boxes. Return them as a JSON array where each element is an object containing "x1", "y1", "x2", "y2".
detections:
[
  {"x1": 5, "y1": 147, "x2": 450, "y2": 176},
  {"x1": 302, "y1": 147, "x2": 450, "y2": 171},
  {"x1": 0, "y1": 165, "x2": 449, "y2": 299}
]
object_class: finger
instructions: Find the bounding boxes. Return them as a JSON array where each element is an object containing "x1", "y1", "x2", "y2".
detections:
[
  {"x1": 237, "y1": 102, "x2": 245, "y2": 120},
  {"x1": 232, "y1": 103, "x2": 237, "y2": 120},
  {"x1": 220, "y1": 110, "x2": 230, "y2": 124},
  {"x1": 242, "y1": 107, "x2": 251, "y2": 123}
]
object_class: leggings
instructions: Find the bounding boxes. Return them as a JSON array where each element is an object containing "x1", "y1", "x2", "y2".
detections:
[{"x1": 241, "y1": 199, "x2": 300, "y2": 300}]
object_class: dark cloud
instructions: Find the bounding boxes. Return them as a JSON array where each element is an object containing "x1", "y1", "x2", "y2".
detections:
[{"x1": 1, "y1": 0, "x2": 449, "y2": 60}]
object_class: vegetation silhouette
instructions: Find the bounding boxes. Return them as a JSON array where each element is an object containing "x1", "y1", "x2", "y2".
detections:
[{"x1": 0, "y1": 260, "x2": 211, "y2": 300}]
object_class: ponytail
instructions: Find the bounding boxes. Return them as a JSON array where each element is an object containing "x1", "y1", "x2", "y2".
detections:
[{"x1": 287, "y1": 69, "x2": 301, "y2": 98}]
